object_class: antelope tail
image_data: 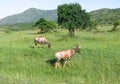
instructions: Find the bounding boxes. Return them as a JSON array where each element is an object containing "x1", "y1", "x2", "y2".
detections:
[
  {"x1": 48, "y1": 42, "x2": 51, "y2": 48},
  {"x1": 34, "y1": 39, "x2": 37, "y2": 45}
]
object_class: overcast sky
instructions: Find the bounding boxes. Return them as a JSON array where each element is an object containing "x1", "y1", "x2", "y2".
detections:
[{"x1": 0, "y1": 0, "x2": 120, "y2": 19}]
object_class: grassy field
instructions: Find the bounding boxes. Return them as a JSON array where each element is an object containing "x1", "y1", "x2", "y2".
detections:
[{"x1": 0, "y1": 26, "x2": 120, "y2": 84}]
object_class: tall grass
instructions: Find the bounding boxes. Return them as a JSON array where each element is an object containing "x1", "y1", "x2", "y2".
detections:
[{"x1": 0, "y1": 26, "x2": 120, "y2": 84}]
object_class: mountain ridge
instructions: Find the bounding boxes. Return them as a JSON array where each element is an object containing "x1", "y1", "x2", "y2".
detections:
[
  {"x1": 0, "y1": 7, "x2": 120, "y2": 25},
  {"x1": 0, "y1": 8, "x2": 57, "y2": 25},
  {"x1": 89, "y1": 8, "x2": 120, "y2": 24}
]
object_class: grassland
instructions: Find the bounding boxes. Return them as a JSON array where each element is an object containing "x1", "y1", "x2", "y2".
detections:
[{"x1": 0, "y1": 26, "x2": 120, "y2": 84}]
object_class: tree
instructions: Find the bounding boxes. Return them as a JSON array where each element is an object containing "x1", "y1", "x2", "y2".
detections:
[
  {"x1": 112, "y1": 20, "x2": 120, "y2": 31},
  {"x1": 35, "y1": 18, "x2": 58, "y2": 33},
  {"x1": 87, "y1": 20, "x2": 98, "y2": 31},
  {"x1": 57, "y1": 3, "x2": 90, "y2": 36}
]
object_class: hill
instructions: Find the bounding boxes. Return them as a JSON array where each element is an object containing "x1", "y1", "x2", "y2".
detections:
[
  {"x1": 0, "y1": 8, "x2": 57, "y2": 25},
  {"x1": 89, "y1": 8, "x2": 120, "y2": 25},
  {"x1": 0, "y1": 8, "x2": 120, "y2": 25}
]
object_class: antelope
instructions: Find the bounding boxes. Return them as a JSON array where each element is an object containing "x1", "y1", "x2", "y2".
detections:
[
  {"x1": 34, "y1": 35, "x2": 51, "y2": 48},
  {"x1": 54, "y1": 44, "x2": 80, "y2": 68}
]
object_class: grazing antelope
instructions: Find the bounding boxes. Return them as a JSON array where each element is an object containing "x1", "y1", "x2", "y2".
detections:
[
  {"x1": 34, "y1": 35, "x2": 51, "y2": 48},
  {"x1": 55, "y1": 44, "x2": 80, "y2": 68}
]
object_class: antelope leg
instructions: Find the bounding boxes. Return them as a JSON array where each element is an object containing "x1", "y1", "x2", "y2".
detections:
[
  {"x1": 55, "y1": 62, "x2": 61, "y2": 69},
  {"x1": 68, "y1": 60, "x2": 71, "y2": 67},
  {"x1": 63, "y1": 60, "x2": 68, "y2": 68}
]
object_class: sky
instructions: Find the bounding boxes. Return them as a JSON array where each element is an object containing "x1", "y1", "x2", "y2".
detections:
[{"x1": 0, "y1": 0, "x2": 120, "y2": 19}]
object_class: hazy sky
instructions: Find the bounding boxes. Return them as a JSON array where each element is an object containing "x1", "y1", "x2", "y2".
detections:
[{"x1": 0, "y1": 0, "x2": 120, "y2": 19}]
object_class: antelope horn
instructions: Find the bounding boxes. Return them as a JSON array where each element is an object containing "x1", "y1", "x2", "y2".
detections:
[
  {"x1": 74, "y1": 43, "x2": 79, "y2": 46},
  {"x1": 76, "y1": 43, "x2": 79, "y2": 46},
  {"x1": 74, "y1": 43, "x2": 80, "y2": 47},
  {"x1": 74, "y1": 44, "x2": 77, "y2": 47},
  {"x1": 79, "y1": 45, "x2": 81, "y2": 48}
]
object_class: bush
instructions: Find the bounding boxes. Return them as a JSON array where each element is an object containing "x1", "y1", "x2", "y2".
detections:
[
  {"x1": 35, "y1": 18, "x2": 58, "y2": 33},
  {"x1": 3, "y1": 28, "x2": 11, "y2": 33}
]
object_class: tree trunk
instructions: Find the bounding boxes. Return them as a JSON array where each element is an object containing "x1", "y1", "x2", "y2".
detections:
[{"x1": 69, "y1": 28, "x2": 75, "y2": 36}]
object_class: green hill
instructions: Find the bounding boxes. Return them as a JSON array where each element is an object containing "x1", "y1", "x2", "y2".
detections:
[
  {"x1": 0, "y1": 8, "x2": 120, "y2": 25},
  {"x1": 0, "y1": 8, "x2": 57, "y2": 25},
  {"x1": 89, "y1": 8, "x2": 120, "y2": 25}
]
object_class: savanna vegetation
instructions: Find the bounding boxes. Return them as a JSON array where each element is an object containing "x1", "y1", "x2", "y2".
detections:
[
  {"x1": 0, "y1": 25, "x2": 120, "y2": 84},
  {"x1": 0, "y1": 2, "x2": 120, "y2": 84}
]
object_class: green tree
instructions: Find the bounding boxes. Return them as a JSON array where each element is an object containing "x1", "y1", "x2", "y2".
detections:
[
  {"x1": 112, "y1": 20, "x2": 120, "y2": 31},
  {"x1": 57, "y1": 3, "x2": 90, "y2": 36},
  {"x1": 87, "y1": 20, "x2": 98, "y2": 31},
  {"x1": 35, "y1": 18, "x2": 58, "y2": 33}
]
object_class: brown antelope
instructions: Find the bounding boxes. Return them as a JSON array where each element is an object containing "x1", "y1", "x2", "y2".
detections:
[
  {"x1": 34, "y1": 35, "x2": 51, "y2": 48},
  {"x1": 54, "y1": 44, "x2": 80, "y2": 68}
]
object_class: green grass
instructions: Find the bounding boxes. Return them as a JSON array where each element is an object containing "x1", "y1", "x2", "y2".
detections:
[{"x1": 0, "y1": 26, "x2": 120, "y2": 84}]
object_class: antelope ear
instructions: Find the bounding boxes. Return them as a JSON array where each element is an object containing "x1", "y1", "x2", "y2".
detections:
[
  {"x1": 79, "y1": 45, "x2": 81, "y2": 48},
  {"x1": 77, "y1": 43, "x2": 79, "y2": 46}
]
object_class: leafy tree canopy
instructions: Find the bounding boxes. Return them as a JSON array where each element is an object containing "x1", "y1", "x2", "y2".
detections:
[
  {"x1": 57, "y1": 3, "x2": 90, "y2": 36},
  {"x1": 35, "y1": 18, "x2": 58, "y2": 33},
  {"x1": 112, "y1": 20, "x2": 120, "y2": 31}
]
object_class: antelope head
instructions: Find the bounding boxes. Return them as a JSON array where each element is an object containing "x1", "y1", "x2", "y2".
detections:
[{"x1": 74, "y1": 44, "x2": 81, "y2": 53}]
